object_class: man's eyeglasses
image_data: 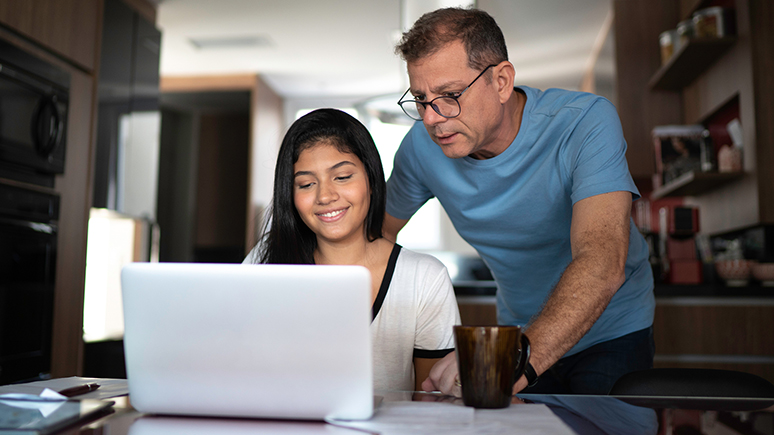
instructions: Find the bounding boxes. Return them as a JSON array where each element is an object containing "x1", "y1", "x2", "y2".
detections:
[{"x1": 397, "y1": 64, "x2": 497, "y2": 122}]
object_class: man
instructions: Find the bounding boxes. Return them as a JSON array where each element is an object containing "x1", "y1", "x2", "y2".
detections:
[{"x1": 384, "y1": 7, "x2": 655, "y2": 395}]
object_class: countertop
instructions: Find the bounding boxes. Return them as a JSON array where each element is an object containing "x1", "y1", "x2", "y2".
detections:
[{"x1": 453, "y1": 281, "x2": 774, "y2": 298}]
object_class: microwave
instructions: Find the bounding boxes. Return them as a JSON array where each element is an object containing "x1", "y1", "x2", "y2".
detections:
[{"x1": 0, "y1": 39, "x2": 70, "y2": 186}]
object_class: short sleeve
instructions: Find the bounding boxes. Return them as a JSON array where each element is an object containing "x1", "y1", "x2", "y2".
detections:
[
  {"x1": 412, "y1": 259, "x2": 460, "y2": 358},
  {"x1": 564, "y1": 99, "x2": 640, "y2": 205},
  {"x1": 386, "y1": 125, "x2": 435, "y2": 220}
]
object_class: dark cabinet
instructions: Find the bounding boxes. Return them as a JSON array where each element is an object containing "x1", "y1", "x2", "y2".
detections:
[
  {"x1": 92, "y1": 0, "x2": 161, "y2": 210},
  {"x1": 0, "y1": 0, "x2": 101, "y2": 71},
  {"x1": 132, "y1": 14, "x2": 161, "y2": 110}
]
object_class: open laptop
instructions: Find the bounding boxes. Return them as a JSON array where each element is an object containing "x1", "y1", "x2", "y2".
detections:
[{"x1": 121, "y1": 262, "x2": 373, "y2": 421}]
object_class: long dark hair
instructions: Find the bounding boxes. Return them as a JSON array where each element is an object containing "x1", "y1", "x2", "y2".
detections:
[{"x1": 257, "y1": 108, "x2": 386, "y2": 264}]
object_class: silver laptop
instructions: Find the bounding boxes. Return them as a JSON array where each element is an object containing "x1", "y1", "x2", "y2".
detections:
[{"x1": 121, "y1": 262, "x2": 373, "y2": 421}]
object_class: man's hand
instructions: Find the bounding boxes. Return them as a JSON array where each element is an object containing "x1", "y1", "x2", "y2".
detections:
[
  {"x1": 423, "y1": 352, "x2": 532, "y2": 398},
  {"x1": 421, "y1": 351, "x2": 462, "y2": 397},
  {"x1": 512, "y1": 375, "x2": 528, "y2": 395}
]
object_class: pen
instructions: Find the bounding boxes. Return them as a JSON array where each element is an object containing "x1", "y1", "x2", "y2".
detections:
[{"x1": 58, "y1": 382, "x2": 100, "y2": 397}]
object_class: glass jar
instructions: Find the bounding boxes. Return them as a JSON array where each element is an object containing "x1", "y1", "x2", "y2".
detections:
[
  {"x1": 676, "y1": 19, "x2": 694, "y2": 48},
  {"x1": 659, "y1": 30, "x2": 677, "y2": 65},
  {"x1": 693, "y1": 7, "x2": 725, "y2": 38}
]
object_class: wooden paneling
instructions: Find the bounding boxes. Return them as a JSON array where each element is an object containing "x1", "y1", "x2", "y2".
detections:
[
  {"x1": 679, "y1": 0, "x2": 761, "y2": 234},
  {"x1": 616, "y1": 0, "x2": 774, "y2": 234},
  {"x1": 0, "y1": 2, "x2": 34, "y2": 32},
  {"x1": 749, "y1": 0, "x2": 774, "y2": 223},
  {"x1": 679, "y1": 0, "x2": 704, "y2": 19},
  {"x1": 613, "y1": 0, "x2": 683, "y2": 179},
  {"x1": 653, "y1": 302, "x2": 774, "y2": 384},
  {"x1": 654, "y1": 304, "x2": 774, "y2": 355},
  {"x1": 457, "y1": 297, "x2": 498, "y2": 326},
  {"x1": 161, "y1": 75, "x2": 258, "y2": 93},
  {"x1": 50, "y1": 59, "x2": 99, "y2": 379},
  {"x1": 195, "y1": 113, "x2": 249, "y2": 248},
  {"x1": 0, "y1": 0, "x2": 102, "y2": 72},
  {"x1": 649, "y1": 37, "x2": 736, "y2": 91}
]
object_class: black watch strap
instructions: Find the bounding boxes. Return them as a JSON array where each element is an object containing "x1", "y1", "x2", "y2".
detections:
[{"x1": 524, "y1": 362, "x2": 539, "y2": 387}]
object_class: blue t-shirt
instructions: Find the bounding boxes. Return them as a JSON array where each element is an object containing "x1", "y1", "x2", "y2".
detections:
[{"x1": 386, "y1": 86, "x2": 655, "y2": 356}]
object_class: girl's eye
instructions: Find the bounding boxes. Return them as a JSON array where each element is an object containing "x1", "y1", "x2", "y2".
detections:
[
  {"x1": 297, "y1": 182, "x2": 313, "y2": 189},
  {"x1": 335, "y1": 175, "x2": 353, "y2": 181}
]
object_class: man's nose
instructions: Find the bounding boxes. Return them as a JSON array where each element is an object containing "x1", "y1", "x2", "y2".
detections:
[{"x1": 422, "y1": 104, "x2": 446, "y2": 126}]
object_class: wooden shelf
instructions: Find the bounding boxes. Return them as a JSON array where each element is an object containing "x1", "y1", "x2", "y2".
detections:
[
  {"x1": 649, "y1": 37, "x2": 737, "y2": 91},
  {"x1": 652, "y1": 170, "x2": 744, "y2": 199}
]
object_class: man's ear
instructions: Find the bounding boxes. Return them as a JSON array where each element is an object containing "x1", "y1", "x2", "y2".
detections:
[{"x1": 494, "y1": 61, "x2": 516, "y2": 103}]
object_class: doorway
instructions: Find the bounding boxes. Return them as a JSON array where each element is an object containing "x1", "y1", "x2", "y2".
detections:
[{"x1": 158, "y1": 91, "x2": 250, "y2": 263}]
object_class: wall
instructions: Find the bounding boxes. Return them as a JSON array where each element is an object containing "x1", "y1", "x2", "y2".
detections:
[
  {"x1": 157, "y1": 109, "x2": 198, "y2": 262},
  {"x1": 158, "y1": 91, "x2": 250, "y2": 263},
  {"x1": 247, "y1": 77, "x2": 284, "y2": 250},
  {"x1": 613, "y1": 0, "x2": 683, "y2": 181},
  {"x1": 614, "y1": 0, "x2": 774, "y2": 381},
  {"x1": 681, "y1": 0, "x2": 759, "y2": 234},
  {"x1": 194, "y1": 112, "x2": 249, "y2": 260},
  {"x1": 615, "y1": 0, "x2": 774, "y2": 235},
  {"x1": 159, "y1": 75, "x2": 284, "y2": 258}
]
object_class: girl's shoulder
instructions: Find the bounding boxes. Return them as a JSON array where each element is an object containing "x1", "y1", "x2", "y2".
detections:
[{"x1": 393, "y1": 247, "x2": 450, "y2": 277}]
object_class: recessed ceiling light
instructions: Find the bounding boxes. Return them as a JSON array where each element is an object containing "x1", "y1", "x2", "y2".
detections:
[{"x1": 188, "y1": 35, "x2": 273, "y2": 49}]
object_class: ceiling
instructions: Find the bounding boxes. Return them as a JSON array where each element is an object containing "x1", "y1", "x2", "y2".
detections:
[{"x1": 156, "y1": 0, "x2": 613, "y2": 101}]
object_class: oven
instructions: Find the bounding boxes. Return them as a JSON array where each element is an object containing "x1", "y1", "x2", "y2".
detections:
[
  {"x1": 0, "y1": 38, "x2": 70, "y2": 188},
  {"x1": 0, "y1": 183, "x2": 59, "y2": 384},
  {"x1": 0, "y1": 37, "x2": 67, "y2": 384}
]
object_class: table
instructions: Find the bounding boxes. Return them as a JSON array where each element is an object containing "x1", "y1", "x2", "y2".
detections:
[{"x1": 18, "y1": 391, "x2": 768, "y2": 435}]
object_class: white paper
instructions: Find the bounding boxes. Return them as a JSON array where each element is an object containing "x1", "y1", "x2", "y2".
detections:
[
  {"x1": 0, "y1": 389, "x2": 67, "y2": 418},
  {"x1": 0, "y1": 376, "x2": 129, "y2": 400},
  {"x1": 327, "y1": 402, "x2": 575, "y2": 435}
]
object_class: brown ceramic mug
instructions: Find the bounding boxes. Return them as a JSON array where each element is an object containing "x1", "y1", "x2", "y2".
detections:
[{"x1": 454, "y1": 325, "x2": 531, "y2": 409}]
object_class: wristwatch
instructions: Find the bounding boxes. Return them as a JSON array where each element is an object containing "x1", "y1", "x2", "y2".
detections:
[{"x1": 524, "y1": 362, "x2": 539, "y2": 387}]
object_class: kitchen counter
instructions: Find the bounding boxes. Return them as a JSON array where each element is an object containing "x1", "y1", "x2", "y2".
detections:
[
  {"x1": 453, "y1": 280, "x2": 497, "y2": 296},
  {"x1": 654, "y1": 283, "x2": 774, "y2": 298},
  {"x1": 454, "y1": 281, "x2": 774, "y2": 298}
]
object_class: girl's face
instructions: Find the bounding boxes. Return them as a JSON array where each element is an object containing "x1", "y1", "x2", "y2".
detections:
[{"x1": 293, "y1": 142, "x2": 371, "y2": 247}]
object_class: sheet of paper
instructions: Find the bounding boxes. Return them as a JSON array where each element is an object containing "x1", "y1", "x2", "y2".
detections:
[
  {"x1": 0, "y1": 389, "x2": 68, "y2": 418},
  {"x1": 0, "y1": 377, "x2": 128, "y2": 400},
  {"x1": 327, "y1": 401, "x2": 575, "y2": 435},
  {"x1": 0, "y1": 399, "x2": 113, "y2": 434}
]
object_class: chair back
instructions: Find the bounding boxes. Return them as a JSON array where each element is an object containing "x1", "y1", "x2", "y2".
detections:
[{"x1": 609, "y1": 368, "x2": 774, "y2": 398}]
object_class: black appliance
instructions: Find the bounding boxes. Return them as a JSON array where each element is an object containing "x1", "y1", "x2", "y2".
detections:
[
  {"x1": 0, "y1": 183, "x2": 59, "y2": 384},
  {"x1": 0, "y1": 38, "x2": 70, "y2": 188}
]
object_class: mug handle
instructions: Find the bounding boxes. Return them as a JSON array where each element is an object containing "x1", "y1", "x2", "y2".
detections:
[{"x1": 513, "y1": 334, "x2": 531, "y2": 383}]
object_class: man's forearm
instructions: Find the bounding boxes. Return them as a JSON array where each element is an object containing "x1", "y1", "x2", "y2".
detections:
[{"x1": 523, "y1": 251, "x2": 625, "y2": 377}]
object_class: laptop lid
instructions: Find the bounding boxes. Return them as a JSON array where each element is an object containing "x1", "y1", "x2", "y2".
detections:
[{"x1": 121, "y1": 262, "x2": 373, "y2": 421}]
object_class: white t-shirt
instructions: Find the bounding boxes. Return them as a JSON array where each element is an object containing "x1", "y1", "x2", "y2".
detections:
[
  {"x1": 244, "y1": 243, "x2": 460, "y2": 391},
  {"x1": 371, "y1": 245, "x2": 460, "y2": 391}
]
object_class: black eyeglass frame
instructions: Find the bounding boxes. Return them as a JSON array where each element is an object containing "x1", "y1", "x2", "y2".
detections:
[{"x1": 397, "y1": 64, "x2": 498, "y2": 121}]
